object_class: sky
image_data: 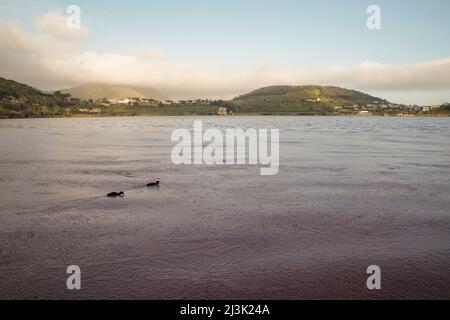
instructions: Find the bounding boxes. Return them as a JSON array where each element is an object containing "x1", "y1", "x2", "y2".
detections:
[{"x1": 0, "y1": 0, "x2": 449, "y2": 104}]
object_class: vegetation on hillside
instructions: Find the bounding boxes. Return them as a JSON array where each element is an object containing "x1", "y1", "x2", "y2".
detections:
[
  {"x1": 429, "y1": 103, "x2": 450, "y2": 115},
  {"x1": 230, "y1": 85, "x2": 386, "y2": 115},
  {"x1": 0, "y1": 77, "x2": 48, "y2": 101}
]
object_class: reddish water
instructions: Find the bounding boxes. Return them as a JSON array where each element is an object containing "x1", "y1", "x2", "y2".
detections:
[{"x1": 0, "y1": 116, "x2": 449, "y2": 299}]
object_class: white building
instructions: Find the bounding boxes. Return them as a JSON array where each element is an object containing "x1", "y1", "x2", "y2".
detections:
[
  {"x1": 117, "y1": 98, "x2": 131, "y2": 104},
  {"x1": 217, "y1": 107, "x2": 228, "y2": 115}
]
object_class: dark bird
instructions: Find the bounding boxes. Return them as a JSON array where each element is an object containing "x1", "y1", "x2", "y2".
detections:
[
  {"x1": 107, "y1": 191, "x2": 125, "y2": 197},
  {"x1": 147, "y1": 181, "x2": 160, "y2": 187}
]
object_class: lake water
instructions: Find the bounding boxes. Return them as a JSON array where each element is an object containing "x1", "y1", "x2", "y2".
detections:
[{"x1": 0, "y1": 116, "x2": 449, "y2": 299}]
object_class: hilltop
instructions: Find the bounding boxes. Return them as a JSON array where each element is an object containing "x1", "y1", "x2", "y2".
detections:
[
  {"x1": 231, "y1": 85, "x2": 387, "y2": 115},
  {"x1": 60, "y1": 83, "x2": 167, "y2": 101}
]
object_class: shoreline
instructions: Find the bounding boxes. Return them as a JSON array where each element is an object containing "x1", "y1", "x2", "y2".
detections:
[{"x1": 1, "y1": 113, "x2": 449, "y2": 120}]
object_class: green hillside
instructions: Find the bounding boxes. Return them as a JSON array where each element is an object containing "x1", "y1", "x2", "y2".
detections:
[
  {"x1": 0, "y1": 77, "x2": 52, "y2": 118},
  {"x1": 0, "y1": 77, "x2": 46, "y2": 101},
  {"x1": 231, "y1": 85, "x2": 386, "y2": 115}
]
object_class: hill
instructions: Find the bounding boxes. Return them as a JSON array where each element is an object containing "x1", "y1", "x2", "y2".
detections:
[
  {"x1": 0, "y1": 77, "x2": 53, "y2": 118},
  {"x1": 231, "y1": 85, "x2": 387, "y2": 115},
  {"x1": 0, "y1": 77, "x2": 47, "y2": 100},
  {"x1": 60, "y1": 83, "x2": 167, "y2": 101}
]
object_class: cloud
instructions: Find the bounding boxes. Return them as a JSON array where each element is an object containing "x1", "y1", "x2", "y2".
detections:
[
  {"x1": 34, "y1": 12, "x2": 89, "y2": 40},
  {"x1": 126, "y1": 48, "x2": 168, "y2": 61},
  {"x1": 312, "y1": 59, "x2": 450, "y2": 92},
  {"x1": 0, "y1": 16, "x2": 449, "y2": 102}
]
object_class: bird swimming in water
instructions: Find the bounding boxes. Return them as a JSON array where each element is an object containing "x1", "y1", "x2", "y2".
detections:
[
  {"x1": 107, "y1": 191, "x2": 125, "y2": 197},
  {"x1": 147, "y1": 181, "x2": 160, "y2": 187}
]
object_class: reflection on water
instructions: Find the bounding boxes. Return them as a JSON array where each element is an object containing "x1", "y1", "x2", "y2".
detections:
[{"x1": 0, "y1": 116, "x2": 450, "y2": 299}]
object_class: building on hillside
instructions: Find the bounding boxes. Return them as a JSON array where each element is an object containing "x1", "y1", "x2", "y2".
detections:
[
  {"x1": 117, "y1": 98, "x2": 131, "y2": 105},
  {"x1": 1, "y1": 95, "x2": 22, "y2": 104},
  {"x1": 217, "y1": 107, "x2": 228, "y2": 115},
  {"x1": 77, "y1": 108, "x2": 101, "y2": 114},
  {"x1": 139, "y1": 98, "x2": 160, "y2": 107},
  {"x1": 396, "y1": 113, "x2": 416, "y2": 117}
]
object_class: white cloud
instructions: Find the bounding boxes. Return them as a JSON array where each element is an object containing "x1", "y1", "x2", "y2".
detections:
[
  {"x1": 126, "y1": 48, "x2": 168, "y2": 61},
  {"x1": 313, "y1": 59, "x2": 450, "y2": 91},
  {"x1": 0, "y1": 15, "x2": 449, "y2": 103}
]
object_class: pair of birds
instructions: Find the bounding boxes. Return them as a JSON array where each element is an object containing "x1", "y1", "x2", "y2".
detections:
[{"x1": 107, "y1": 181, "x2": 159, "y2": 198}]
